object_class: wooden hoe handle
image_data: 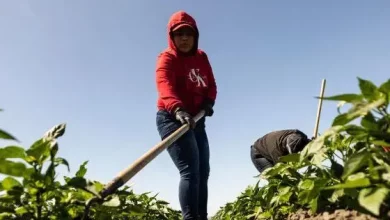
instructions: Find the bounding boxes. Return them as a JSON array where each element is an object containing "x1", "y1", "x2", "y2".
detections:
[
  {"x1": 99, "y1": 110, "x2": 206, "y2": 198},
  {"x1": 313, "y1": 79, "x2": 326, "y2": 139}
]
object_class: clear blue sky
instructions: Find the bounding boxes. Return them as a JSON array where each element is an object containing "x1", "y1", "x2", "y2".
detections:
[{"x1": 1, "y1": 0, "x2": 389, "y2": 215}]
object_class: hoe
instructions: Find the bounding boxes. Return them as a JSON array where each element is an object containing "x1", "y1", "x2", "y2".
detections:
[{"x1": 82, "y1": 109, "x2": 206, "y2": 219}]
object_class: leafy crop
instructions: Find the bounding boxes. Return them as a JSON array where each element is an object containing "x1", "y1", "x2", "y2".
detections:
[
  {"x1": 212, "y1": 77, "x2": 390, "y2": 220},
  {"x1": 0, "y1": 116, "x2": 181, "y2": 219}
]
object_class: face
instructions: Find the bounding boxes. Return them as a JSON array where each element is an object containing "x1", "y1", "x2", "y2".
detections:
[{"x1": 172, "y1": 27, "x2": 195, "y2": 53}]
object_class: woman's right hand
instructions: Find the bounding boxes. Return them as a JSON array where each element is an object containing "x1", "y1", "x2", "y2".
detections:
[{"x1": 174, "y1": 109, "x2": 196, "y2": 129}]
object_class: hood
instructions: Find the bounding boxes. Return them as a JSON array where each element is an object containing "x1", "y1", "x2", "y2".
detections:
[{"x1": 167, "y1": 11, "x2": 199, "y2": 56}]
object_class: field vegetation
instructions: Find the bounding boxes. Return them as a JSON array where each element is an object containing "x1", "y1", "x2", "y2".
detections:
[{"x1": 1, "y1": 77, "x2": 389, "y2": 219}]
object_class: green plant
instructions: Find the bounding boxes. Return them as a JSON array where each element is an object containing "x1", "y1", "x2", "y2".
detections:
[
  {"x1": 212, "y1": 77, "x2": 390, "y2": 220},
  {"x1": 0, "y1": 114, "x2": 181, "y2": 219}
]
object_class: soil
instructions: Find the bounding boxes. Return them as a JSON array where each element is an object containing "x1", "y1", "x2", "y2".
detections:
[{"x1": 287, "y1": 209, "x2": 381, "y2": 220}]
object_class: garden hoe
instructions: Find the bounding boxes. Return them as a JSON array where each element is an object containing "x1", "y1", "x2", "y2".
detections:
[
  {"x1": 313, "y1": 79, "x2": 326, "y2": 139},
  {"x1": 284, "y1": 79, "x2": 326, "y2": 154},
  {"x1": 304, "y1": 79, "x2": 326, "y2": 174},
  {"x1": 82, "y1": 110, "x2": 206, "y2": 219}
]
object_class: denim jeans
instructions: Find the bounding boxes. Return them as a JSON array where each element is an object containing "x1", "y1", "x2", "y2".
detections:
[
  {"x1": 250, "y1": 145, "x2": 274, "y2": 174},
  {"x1": 156, "y1": 110, "x2": 210, "y2": 220}
]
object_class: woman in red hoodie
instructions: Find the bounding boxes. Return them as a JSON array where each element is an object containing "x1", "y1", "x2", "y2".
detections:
[{"x1": 155, "y1": 11, "x2": 217, "y2": 220}]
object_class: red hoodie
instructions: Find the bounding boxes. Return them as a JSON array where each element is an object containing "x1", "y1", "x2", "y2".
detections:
[{"x1": 155, "y1": 11, "x2": 217, "y2": 116}]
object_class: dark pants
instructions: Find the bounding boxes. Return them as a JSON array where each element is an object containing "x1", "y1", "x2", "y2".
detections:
[
  {"x1": 156, "y1": 110, "x2": 210, "y2": 220},
  {"x1": 250, "y1": 145, "x2": 273, "y2": 174}
]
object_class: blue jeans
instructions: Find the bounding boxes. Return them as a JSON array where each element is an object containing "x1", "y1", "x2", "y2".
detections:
[
  {"x1": 250, "y1": 145, "x2": 273, "y2": 173},
  {"x1": 156, "y1": 110, "x2": 210, "y2": 220}
]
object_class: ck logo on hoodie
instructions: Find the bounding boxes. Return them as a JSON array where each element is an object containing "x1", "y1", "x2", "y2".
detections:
[{"x1": 188, "y1": 68, "x2": 207, "y2": 88}]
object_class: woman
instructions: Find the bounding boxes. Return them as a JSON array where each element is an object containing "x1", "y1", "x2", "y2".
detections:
[{"x1": 155, "y1": 10, "x2": 217, "y2": 220}]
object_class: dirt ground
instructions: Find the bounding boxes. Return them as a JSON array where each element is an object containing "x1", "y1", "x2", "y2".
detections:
[{"x1": 287, "y1": 209, "x2": 380, "y2": 220}]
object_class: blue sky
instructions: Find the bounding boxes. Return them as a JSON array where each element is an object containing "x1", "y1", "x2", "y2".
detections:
[{"x1": 1, "y1": 0, "x2": 389, "y2": 216}]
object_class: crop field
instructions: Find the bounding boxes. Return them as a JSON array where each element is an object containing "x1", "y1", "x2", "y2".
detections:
[
  {"x1": 1, "y1": 77, "x2": 390, "y2": 220},
  {"x1": 212, "y1": 78, "x2": 390, "y2": 220}
]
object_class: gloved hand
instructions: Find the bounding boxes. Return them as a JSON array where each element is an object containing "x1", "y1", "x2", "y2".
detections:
[
  {"x1": 174, "y1": 108, "x2": 196, "y2": 129},
  {"x1": 202, "y1": 99, "x2": 214, "y2": 117}
]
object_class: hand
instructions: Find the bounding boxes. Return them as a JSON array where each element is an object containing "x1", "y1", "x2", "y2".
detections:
[
  {"x1": 174, "y1": 109, "x2": 196, "y2": 129},
  {"x1": 202, "y1": 99, "x2": 214, "y2": 117}
]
